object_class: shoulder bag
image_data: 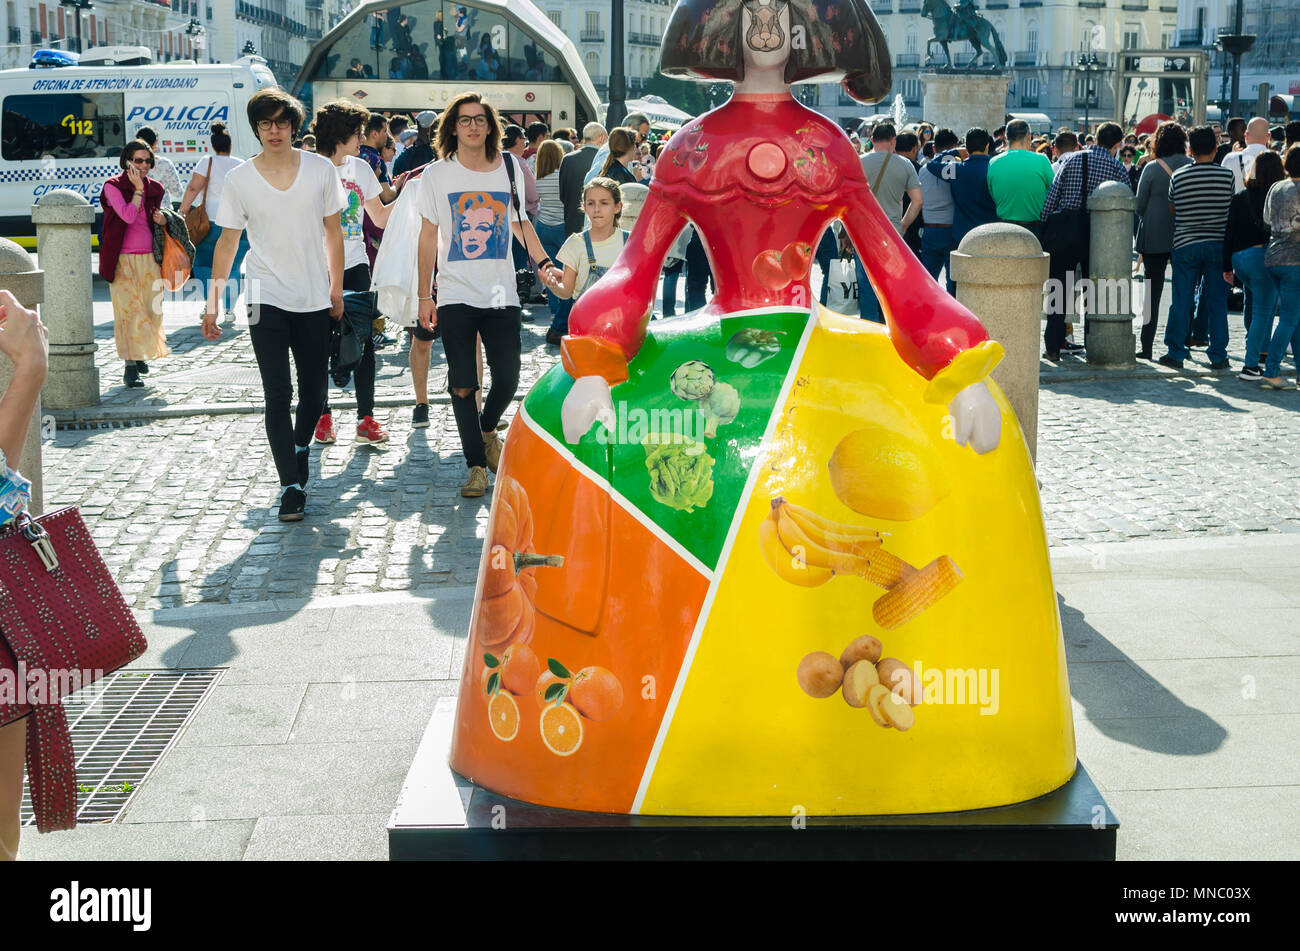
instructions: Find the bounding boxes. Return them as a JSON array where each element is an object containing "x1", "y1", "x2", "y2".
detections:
[
  {"x1": 1040, "y1": 150, "x2": 1090, "y2": 273},
  {"x1": 0, "y1": 507, "x2": 148, "y2": 832},
  {"x1": 184, "y1": 156, "x2": 212, "y2": 246}
]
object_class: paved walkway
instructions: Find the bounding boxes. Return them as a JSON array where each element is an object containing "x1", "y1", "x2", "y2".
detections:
[
  {"x1": 18, "y1": 533, "x2": 1297, "y2": 861},
  {"x1": 13, "y1": 268, "x2": 1299, "y2": 861}
]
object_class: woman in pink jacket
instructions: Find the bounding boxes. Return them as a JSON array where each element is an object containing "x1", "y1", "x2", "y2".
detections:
[{"x1": 99, "y1": 140, "x2": 170, "y2": 388}]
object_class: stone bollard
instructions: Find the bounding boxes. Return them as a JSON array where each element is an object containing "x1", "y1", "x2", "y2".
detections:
[
  {"x1": 0, "y1": 239, "x2": 45, "y2": 514},
  {"x1": 949, "y1": 223, "x2": 1050, "y2": 462},
  {"x1": 1085, "y1": 181, "x2": 1138, "y2": 367},
  {"x1": 33, "y1": 189, "x2": 99, "y2": 409}
]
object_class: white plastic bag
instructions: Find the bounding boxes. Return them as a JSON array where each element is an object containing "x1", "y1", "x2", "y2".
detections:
[
  {"x1": 824, "y1": 258, "x2": 858, "y2": 314},
  {"x1": 371, "y1": 184, "x2": 422, "y2": 327}
]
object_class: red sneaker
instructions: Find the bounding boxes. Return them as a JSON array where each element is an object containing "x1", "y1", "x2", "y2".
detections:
[
  {"x1": 355, "y1": 415, "x2": 389, "y2": 445},
  {"x1": 313, "y1": 412, "x2": 337, "y2": 445}
]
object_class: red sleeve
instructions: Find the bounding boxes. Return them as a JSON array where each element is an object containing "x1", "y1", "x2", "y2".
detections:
[
  {"x1": 840, "y1": 181, "x2": 995, "y2": 391},
  {"x1": 565, "y1": 189, "x2": 688, "y2": 372}
]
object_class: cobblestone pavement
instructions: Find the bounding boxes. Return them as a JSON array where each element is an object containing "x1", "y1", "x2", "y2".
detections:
[
  {"x1": 42, "y1": 370, "x2": 1300, "y2": 610},
  {"x1": 36, "y1": 276, "x2": 1299, "y2": 608}
]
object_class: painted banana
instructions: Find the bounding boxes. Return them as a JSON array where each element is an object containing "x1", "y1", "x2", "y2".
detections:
[
  {"x1": 758, "y1": 519, "x2": 834, "y2": 587},
  {"x1": 774, "y1": 506, "x2": 871, "y2": 576},
  {"x1": 768, "y1": 497, "x2": 917, "y2": 588},
  {"x1": 774, "y1": 497, "x2": 884, "y2": 558}
]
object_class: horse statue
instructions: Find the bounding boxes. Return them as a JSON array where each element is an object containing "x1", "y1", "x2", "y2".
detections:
[{"x1": 922, "y1": 0, "x2": 1008, "y2": 70}]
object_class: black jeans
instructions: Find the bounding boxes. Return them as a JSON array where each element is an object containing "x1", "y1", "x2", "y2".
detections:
[
  {"x1": 1140, "y1": 252, "x2": 1170, "y2": 356},
  {"x1": 438, "y1": 303, "x2": 521, "y2": 469},
  {"x1": 248, "y1": 304, "x2": 332, "y2": 486},
  {"x1": 323, "y1": 263, "x2": 376, "y2": 419},
  {"x1": 685, "y1": 230, "x2": 713, "y2": 312}
]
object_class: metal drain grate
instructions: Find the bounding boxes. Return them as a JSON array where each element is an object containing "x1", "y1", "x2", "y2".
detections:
[{"x1": 20, "y1": 669, "x2": 223, "y2": 825}]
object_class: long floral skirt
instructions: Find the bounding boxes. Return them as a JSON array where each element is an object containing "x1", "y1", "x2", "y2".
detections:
[{"x1": 109, "y1": 253, "x2": 171, "y2": 361}]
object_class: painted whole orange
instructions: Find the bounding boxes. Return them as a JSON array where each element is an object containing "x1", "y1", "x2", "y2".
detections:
[
  {"x1": 500, "y1": 644, "x2": 541, "y2": 696},
  {"x1": 569, "y1": 666, "x2": 624, "y2": 722}
]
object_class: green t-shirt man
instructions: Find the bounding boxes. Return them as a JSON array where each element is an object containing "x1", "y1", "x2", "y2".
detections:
[{"x1": 987, "y1": 147, "x2": 1056, "y2": 222}]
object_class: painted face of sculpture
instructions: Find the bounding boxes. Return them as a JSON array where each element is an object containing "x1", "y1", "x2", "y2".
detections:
[{"x1": 741, "y1": 0, "x2": 792, "y2": 71}]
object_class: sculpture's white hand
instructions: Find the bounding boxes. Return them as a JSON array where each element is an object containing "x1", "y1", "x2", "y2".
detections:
[
  {"x1": 948, "y1": 381, "x2": 1001, "y2": 455},
  {"x1": 561, "y1": 375, "x2": 616, "y2": 444}
]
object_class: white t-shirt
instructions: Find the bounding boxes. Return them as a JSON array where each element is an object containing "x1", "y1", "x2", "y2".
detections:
[
  {"x1": 191, "y1": 154, "x2": 242, "y2": 221},
  {"x1": 333, "y1": 154, "x2": 381, "y2": 270},
  {"x1": 415, "y1": 152, "x2": 527, "y2": 310},
  {"x1": 1221, "y1": 142, "x2": 1266, "y2": 193},
  {"x1": 214, "y1": 149, "x2": 348, "y2": 312},
  {"x1": 557, "y1": 228, "x2": 628, "y2": 298}
]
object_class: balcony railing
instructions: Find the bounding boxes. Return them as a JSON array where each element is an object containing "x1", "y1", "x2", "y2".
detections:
[
  {"x1": 30, "y1": 30, "x2": 41, "y2": 45},
  {"x1": 1020, "y1": 96, "x2": 1039, "y2": 108},
  {"x1": 896, "y1": 53, "x2": 920, "y2": 68},
  {"x1": 1014, "y1": 50, "x2": 1038, "y2": 66},
  {"x1": 897, "y1": 0, "x2": 921, "y2": 12},
  {"x1": 628, "y1": 32, "x2": 660, "y2": 47},
  {"x1": 306, "y1": 0, "x2": 321, "y2": 8},
  {"x1": 1176, "y1": 28, "x2": 1207, "y2": 46},
  {"x1": 1121, "y1": 1, "x2": 1148, "y2": 9},
  {"x1": 986, "y1": 1, "x2": 1009, "y2": 8},
  {"x1": 8, "y1": 26, "x2": 20, "y2": 44},
  {"x1": 580, "y1": 30, "x2": 605, "y2": 43}
]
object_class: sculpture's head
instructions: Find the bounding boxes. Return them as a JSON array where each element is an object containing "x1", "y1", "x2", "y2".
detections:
[{"x1": 660, "y1": 0, "x2": 891, "y2": 103}]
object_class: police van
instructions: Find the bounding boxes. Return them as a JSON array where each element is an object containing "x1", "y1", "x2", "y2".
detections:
[{"x1": 0, "y1": 54, "x2": 278, "y2": 238}]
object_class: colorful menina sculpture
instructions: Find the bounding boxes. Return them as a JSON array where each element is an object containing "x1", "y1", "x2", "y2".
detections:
[{"x1": 449, "y1": 0, "x2": 1076, "y2": 817}]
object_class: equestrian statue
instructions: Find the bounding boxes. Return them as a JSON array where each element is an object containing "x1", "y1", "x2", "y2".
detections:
[{"x1": 922, "y1": 0, "x2": 1008, "y2": 70}]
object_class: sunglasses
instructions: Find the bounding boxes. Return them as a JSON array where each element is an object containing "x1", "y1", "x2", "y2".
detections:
[{"x1": 130, "y1": 157, "x2": 154, "y2": 167}]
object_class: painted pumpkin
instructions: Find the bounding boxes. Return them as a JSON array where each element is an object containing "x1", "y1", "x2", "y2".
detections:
[{"x1": 477, "y1": 476, "x2": 563, "y2": 649}]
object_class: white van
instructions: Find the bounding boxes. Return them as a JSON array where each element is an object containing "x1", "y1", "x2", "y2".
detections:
[
  {"x1": 1004, "y1": 112, "x2": 1054, "y2": 137},
  {"x1": 0, "y1": 55, "x2": 278, "y2": 238}
]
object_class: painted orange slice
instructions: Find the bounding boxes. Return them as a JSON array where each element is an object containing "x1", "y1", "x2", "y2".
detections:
[
  {"x1": 488, "y1": 691, "x2": 520, "y2": 742},
  {"x1": 539, "y1": 702, "x2": 584, "y2": 756}
]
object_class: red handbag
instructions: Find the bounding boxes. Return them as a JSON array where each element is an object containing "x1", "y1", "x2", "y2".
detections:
[{"x1": 0, "y1": 507, "x2": 148, "y2": 832}]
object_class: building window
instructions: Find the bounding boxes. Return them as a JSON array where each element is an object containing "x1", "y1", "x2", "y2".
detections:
[
  {"x1": 584, "y1": 50, "x2": 600, "y2": 79},
  {"x1": 1123, "y1": 28, "x2": 1139, "y2": 50},
  {"x1": 547, "y1": 9, "x2": 561, "y2": 30},
  {"x1": 1028, "y1": 29, "x2": 1038, "y2": 53},
  {"x1": 585, "y1": 11, "x2": 599, "y2": 33}
]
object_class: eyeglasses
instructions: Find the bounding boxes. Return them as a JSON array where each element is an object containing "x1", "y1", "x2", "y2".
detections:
[
  {"x1": 456, "y1": 114, "x2": 489, "y2": 127},
  {"x1": 256, "y1": 117, "x2": 294, "y2": 131},
  {"x1": 130, "y1": 157, "x2": 154, "y2": 167}
]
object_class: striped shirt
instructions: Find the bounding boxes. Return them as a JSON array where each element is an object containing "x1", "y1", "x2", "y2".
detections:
[
  {"x1": 534, "y1": 172, "x2": 565, "y2": 227},
  {"x1": 1168, "y1": 162, "x2": 1235, "y2": 250}
]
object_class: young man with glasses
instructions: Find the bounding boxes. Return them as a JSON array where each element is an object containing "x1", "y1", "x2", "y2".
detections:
[
  {"x1": 200, "y1": 88, "x2": 347, "y2": 522},
  {"x1": 415, "y1": 92, "x2": 561, "y2": 498}
]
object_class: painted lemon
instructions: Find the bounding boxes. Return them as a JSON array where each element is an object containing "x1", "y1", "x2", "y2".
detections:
[{"x1": 828, "y1": 426, "x2": 950, "y2": 521}]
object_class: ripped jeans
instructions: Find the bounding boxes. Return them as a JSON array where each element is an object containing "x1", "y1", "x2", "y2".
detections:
[{"x1": 438, "y1": 303, "x2": 522, "y2": 469}]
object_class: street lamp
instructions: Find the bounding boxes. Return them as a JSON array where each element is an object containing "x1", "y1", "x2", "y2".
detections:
[
  {"x1": 58, "y1": 0, "x2": 93, "y2": 55},
  {"x1": 242, "y1": 41, "x2": 258, "y2": 58},
  {"x1": 1076, "y1": 52, "x2": 1101, "y2": 134},
  {"x1": 185, "y1": 17, "x2": 205, "y2": 60}
]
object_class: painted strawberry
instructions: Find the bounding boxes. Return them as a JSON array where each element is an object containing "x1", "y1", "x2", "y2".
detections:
[{"x1": 687, "y1": 146, "x2": 709, "y2": 173}]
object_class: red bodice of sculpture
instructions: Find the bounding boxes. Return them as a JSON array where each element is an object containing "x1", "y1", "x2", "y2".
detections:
[{"x1": 566, "y1": 93, "x2": 991, "y2": 384}]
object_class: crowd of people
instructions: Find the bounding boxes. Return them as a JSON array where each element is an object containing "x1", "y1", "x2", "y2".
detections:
[
  {"x1": 83, "y1": 93, "x2": 1300, "y2": 523},
  {"x1": 843, "y1": 114, "x2": 1300, "y2": 379}
]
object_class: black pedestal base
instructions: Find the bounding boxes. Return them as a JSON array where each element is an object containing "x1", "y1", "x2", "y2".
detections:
[{"x1": 389, "y1": 699, "x2": 1118, "y2": 861}]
